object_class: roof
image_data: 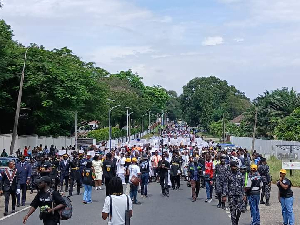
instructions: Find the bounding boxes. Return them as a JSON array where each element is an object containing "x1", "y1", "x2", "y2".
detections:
[
  {"x1": 88, "y1": 121, "x2": 99, "y2": 125},
  {"x1": 231, "y1": 114, "x2": 244, "y2": 124}
]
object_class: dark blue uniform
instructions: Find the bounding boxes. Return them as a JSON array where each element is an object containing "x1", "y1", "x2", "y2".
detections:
[
  {"x1": 59, "y1": 160, "x2": 70, "y2": 192},
  {"x1": 16, "y1": 162, "x2": 31, "y2": 206}
]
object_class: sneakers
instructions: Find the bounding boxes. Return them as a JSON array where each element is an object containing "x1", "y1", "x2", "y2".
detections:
[
  {"x1": 208, "y1": 199, "x2": 212, "y2": 203},
  {"x1": 217, "y1": 203, "x2": 221, "y2": 208},
  {"x1": 205, "y1": 199, "x2": 208, "y2": 202}
]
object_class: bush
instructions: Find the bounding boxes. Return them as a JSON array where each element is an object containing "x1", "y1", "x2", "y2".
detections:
[{"x1": 87, "y1": 127, "x2": 126, "y2": 141}]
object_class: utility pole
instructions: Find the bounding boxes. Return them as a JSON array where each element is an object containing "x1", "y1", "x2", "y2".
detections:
[
  {"x1": 252, "y1": 107, "x2": 258, "y2": 152},
  {"x1": 148, "y1": 110, "x2": 151, "y2": 133},
  {"x1": 109, "y1": 105, "x2": 120, "y2": 151},
  {"x1": 10, "y1": 47, "x2": 30, "y2": 155},
  {"x1": 126, "y1": 107, "x2": 130, "y2": 142},
  {"x1": 222, "y1": 113, "x2": 225, "y2": 143},
  {"x1": 75, "y1": 111, "x2": 78, "y2": 151}
]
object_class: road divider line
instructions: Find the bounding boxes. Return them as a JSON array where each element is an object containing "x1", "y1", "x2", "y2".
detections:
[{"x1": 0, "y1": 206, "x2": 30, "y2": 221}]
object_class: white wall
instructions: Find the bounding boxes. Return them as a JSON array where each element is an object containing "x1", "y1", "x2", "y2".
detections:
[{"x1": 0, "y1": 134, "x2": 75, "y2": 154}]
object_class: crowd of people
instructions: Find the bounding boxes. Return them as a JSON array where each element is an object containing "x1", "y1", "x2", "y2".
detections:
[{"x1": 0, "y1": 123, "x2": 296, "y2": 225}]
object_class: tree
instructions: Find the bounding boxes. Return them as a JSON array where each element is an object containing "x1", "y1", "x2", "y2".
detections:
[
  {"x1": 180, "y1": 76, "x2": 250, "y2": 129},
  {"x1": 166, "y1": 90, "x2": 181, "y2": 121},
  {"x1": 239, "y1": 88, "x2": 300, "y2": 139},
  {"x1": 274, "y1": 107, "x2": 300, "y2": 141}
]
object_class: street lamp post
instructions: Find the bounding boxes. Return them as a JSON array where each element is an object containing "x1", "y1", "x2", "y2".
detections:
[
  {"x1": 126, "y1": 107, "x2": 131, "y2": 142},
  {"x1": 10, "y1": 47, "x2": 30, "y2": 155},
  {"x1": 109, "y1": 105, "x2": 120, "y2": 151},
  {"x1": 148, "y1": 110, "x2": 151, "y2": 134},
  {"x1": 128, "y1": 112, "x2": 133, "y2": 142}
]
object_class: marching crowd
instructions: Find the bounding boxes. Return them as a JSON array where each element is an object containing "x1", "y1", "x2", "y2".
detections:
[{"x1": 0, "y1": 123, "x2": 296, "y2": 225}]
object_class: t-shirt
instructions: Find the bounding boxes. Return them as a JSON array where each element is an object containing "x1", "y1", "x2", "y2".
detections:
[
  {"x1": 277, "y1": 178, "x2": 293, "y2": 198},
  {"x1": 30, "y1": 190, "x2": 66, "y2": 222},
  {"x1": 103, "y1": 160, "x2": 116, "y2": 179},
  {"x1": 128, "y1": 164, "x2": 140, "y2": 183},
  {"x1": 102, "y1": 194, "x2": 133, "y2": 225}
]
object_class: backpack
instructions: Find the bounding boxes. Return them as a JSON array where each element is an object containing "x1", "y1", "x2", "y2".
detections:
[
  {"x1": 50, "y1": 191, "x2": 73, "y2": 220},
  {"x1": 60, "y1": 196, "x2": 72, "y2": 220}
]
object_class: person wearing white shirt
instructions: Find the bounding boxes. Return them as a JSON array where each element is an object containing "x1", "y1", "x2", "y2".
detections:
[
  {"x1": 128, "y1": 158, "x2": 141, "y2": 204},
  {"x1": 102, "y1": 177, "x2": 133, "y2": 225},
  {"x1": 117, "y1": 153, "x2": 126, "y2": 185}
]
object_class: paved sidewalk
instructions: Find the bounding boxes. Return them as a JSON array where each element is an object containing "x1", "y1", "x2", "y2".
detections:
[
  {"x1": 0, "y1": 190, "x2": 36, "y2": 217},
  {"x1": 259, "y1": 184, "x2": 299, "y2": 225}
]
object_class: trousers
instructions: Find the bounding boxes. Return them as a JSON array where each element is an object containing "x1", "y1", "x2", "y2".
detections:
[
  {"x1": 191, "y1": 180, "x2": 200, "y2": 200},
  {"x1": 229, "y1": 196, "x2": 243, "y2": 225},
  {"x1": 249, "y1": 195, "x2": 260, "y2": 225},
  {"x1": 280, "y1": 197, "x2": 294, "y2": 225},
  {"x1": 4, "y1": 189, "x2": 16, "y2": 213},
  {"x1": 160, "y1": 172, "x2": 169, "y2": 195},
  {"x1": 17, "y1": 183, "x2": 27, "y2": 205},
  {"x1": 171, "y1": 175, "x2": 180, "y2": 189}
]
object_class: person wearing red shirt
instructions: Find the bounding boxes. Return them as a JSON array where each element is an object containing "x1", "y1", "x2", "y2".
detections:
[
  {"x1": 204, "y1": 154, "x2": 214, "y2": 203},
  {"x1": 24, "y1": 146, "x2": 28, "y2": 157}
]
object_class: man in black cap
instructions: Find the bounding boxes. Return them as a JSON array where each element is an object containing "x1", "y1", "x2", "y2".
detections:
[
  {"x1": 258, "y1": 157, "x2": 271, "y2": 206},
  {"x1": 23, "y1": 176, "x2": 66, "y2": 225}
]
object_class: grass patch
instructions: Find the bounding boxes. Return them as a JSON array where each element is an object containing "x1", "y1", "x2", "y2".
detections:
[{"x1": 268, "y1": 156, "x2": 300, "y2": 187}]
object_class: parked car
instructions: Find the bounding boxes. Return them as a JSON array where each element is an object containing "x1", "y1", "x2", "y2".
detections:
[{"x1": 0, "y1": 157, "x2": 19, "y2": 173}]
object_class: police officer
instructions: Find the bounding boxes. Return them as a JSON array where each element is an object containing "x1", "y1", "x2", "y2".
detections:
[
  {"x1": 16, "y1": 156, "x2": 32, "y2": 207},
  {"x1": 59, "y1": 154, "x2": 70, "y2": 192},
  {"x1": 215, "y1": 156, "x2": 230, "y2": 209},
  {"x1": 69, "y1": 153, "x2": 81, "y2": 196},
  {"x1": 258, "y1": 158, "x2": 271, "y2": 206},
  {"x1": 30, "y1": 158, "x2": 39, "y2": 194},
  {"x1": 38, "y1": 156, "x2": 52, "y2": 177},
  {"x1": 226, "y1": 161, "x2": 245, "y2": 225},
  {"x1": 50, "y1": 155, "x2": 60, "y2": 191}
]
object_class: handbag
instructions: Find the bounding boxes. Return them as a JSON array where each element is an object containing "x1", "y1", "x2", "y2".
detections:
[
  {"x1": 130, "y1": 175, "x2": 140, "y2": 186},
  {"x1": 108, "y1": 196, "x2": 112, "y2": 225},
  {"x1": 125, "y1": 195, "x2": 131, "y2": 225}
]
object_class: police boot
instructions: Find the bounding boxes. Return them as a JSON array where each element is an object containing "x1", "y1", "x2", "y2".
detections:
[{"x1": 265, "y1": 199, "x2": 270, "y2": 206}]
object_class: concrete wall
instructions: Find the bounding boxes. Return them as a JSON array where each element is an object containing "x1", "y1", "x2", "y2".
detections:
[
  {"x1": 230, "y1": 136, "x2": 300, "y2": 158},
  {"x1": 0, "y1": 134, "x2": 75, "y2": 154}
]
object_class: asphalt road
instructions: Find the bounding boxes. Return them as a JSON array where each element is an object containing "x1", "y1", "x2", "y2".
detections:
[{"x1": 1, "y1": 180, "x2": 251, "y2": 225}]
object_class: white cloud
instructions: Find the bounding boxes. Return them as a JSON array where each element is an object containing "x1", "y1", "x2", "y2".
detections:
[
  {"x1": 202, "y1": 36, "x2": 224, "y2": 46},
  {"x1": 91, "y1": 46, "x2": 154, "y2": 64},
  {"x1": 151, "y1": 54, "x2": 171, "y2": 59},
  {"x1": 234, "y1": 38, "x2": 244, "y2": 43}
]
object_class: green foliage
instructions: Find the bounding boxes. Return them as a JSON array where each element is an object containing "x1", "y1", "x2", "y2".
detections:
[
  {"x1": 166, "y1": 90, "x2": 182, "y2": 121},
  {"x1": 88, "y1": 127, "x2": 126, "y2": 141},
  {"x1": 274, "y1": 107, "x2": 300, "y2": 141},
  {"x1": 180, "y1": 76, "x2": 250, "y2": 129},
  {"x1": 238, "y1": 88, "x2": 300, "y2": 139},
  {"x1": 209, "y1": 120, "x2": 240, "y2": 137}
]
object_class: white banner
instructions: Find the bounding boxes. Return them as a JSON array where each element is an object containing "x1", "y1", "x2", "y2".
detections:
[{"x1": 282, "y1": 161, "x2": 300, "y2": 170}]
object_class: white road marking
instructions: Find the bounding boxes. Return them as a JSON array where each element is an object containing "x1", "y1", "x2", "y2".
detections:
[{"x1": 0, "y1": 206, "x2": 30, "y2": 221}]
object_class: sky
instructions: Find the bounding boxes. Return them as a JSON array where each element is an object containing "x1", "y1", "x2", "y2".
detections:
[{"x1": 1, "y1": 0, "x2": 300, "y2": 99}]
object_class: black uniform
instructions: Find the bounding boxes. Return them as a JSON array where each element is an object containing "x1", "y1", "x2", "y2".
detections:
[
  {"x1": 158, "y1": 159, "x2": 170, "y2": 196},
  {"x1": 69, "y1": 158, "x2": 81, "y2": 196},
  {"x1": 103, "y1": 160, "x2": 116, "y2": 196},
  {"x1": 30, "y1": 161, "x2": 40, "y2": 193},
  {"x1": 30, "y1": 190, "x2": 66, "y2": 225},
  {"x1": 170, "y1": 156, "x2": 181, "y2": 190},
  {"x1": 49, "y1": 159, "x2": 60, "y2": 192}
]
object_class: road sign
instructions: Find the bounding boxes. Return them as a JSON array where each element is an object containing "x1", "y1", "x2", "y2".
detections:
[{"x1": 282, "y1": 161, "x2": 300, "y2": 170}]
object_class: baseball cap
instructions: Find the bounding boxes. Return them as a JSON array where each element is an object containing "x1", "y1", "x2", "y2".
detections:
[
  {"x1": 250, "y1": 164, "x2": 258, "y2": 170},
  {"x1": 280, "y1": 169, "x2": 287, "y2": 174}
]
